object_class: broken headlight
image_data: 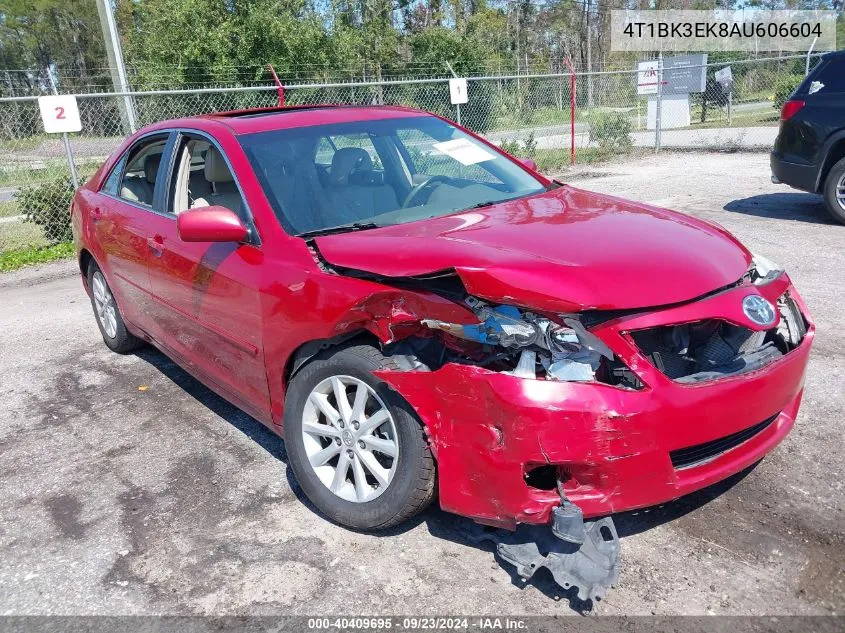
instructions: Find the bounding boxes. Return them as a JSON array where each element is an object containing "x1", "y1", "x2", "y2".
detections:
[
  {"x1": 421, "y1": 297, "x2": 621, "y2": 383},
  {"x1": 750, "y1": 252, "x2": 783, "y2": 284}
]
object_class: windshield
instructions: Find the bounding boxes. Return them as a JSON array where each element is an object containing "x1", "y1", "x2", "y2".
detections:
[{"x1": 239, "y1": 115, "x2": 546, "y2": 236}]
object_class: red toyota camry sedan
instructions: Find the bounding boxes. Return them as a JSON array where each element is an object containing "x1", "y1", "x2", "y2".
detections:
[{"x1": 72, "y1": 105, "x2": 813, "y2": 539}]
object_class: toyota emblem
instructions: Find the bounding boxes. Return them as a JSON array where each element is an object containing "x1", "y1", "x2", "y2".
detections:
[{"x1": 742, "y1": 295, "x2": 776, "y2": 327}]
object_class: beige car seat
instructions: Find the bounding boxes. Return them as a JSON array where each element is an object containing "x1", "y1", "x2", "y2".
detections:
[
  {"x1": 323, "y1": 148, "x2": 398, "y2": 223},
  {"x1": 120, "y1": 154, "x2": 161, "y2": 205},
  {"x1": 192, "y1": 147, "x2": 241, "y2": 214}
]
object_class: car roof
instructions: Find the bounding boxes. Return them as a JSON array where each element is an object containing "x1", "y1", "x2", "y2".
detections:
[
  {"x1": 195, "y1": 104, "x2": 431, "y2": 135},
  {"x1": 815, "y1": 49, "x2": 845, "y2": 65}
]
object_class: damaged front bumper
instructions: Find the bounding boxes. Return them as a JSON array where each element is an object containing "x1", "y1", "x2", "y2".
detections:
[{"x1": 375, "y1": 273, "x2": 813, "y2": 530}]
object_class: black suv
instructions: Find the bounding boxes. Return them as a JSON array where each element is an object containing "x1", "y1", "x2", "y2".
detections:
[{"x1": 771, "y1": 50, "x2": 845, "y2": 224}]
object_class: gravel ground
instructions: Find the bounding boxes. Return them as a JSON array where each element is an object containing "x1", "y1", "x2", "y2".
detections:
[{"x1": 0, "y1": 151, "x2": 842, "y2": 616}]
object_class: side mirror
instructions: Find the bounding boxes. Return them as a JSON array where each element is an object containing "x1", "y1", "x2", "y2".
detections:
[
  {"x1": 177, "y1": 206, "x2": 247, "y2": 243},
  {"x1": 519, "y1": 158, "x2": 538, "y2": 171}
]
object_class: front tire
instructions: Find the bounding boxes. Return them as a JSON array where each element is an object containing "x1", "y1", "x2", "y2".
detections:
[
  {"x1": 284, "y1": 344, "x2": 436, "y2": 530},
  {"x1": 822, "y1": 156, "x2": 845, "y2": 224},
  {"x1": 87, "y1": 260, "x2": 143, "y2": 354}
]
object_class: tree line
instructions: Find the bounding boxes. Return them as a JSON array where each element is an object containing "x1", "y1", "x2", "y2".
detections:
[{"x1": 0, "y1": 0, "x2": 840, "y2": 97}]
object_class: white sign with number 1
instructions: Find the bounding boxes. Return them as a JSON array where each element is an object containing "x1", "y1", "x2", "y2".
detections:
[
  {"x1": 38, "y1": 95, "x2": 82, "y2": 134},
  {"x1": 449, "y1": 78, "x2": 468, "y2": 105}
]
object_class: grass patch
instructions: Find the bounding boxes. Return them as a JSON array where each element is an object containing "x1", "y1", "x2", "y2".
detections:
[
  {"x1": 690, "y1": 111, "x2": 779, "y2": 130},
  {"x1": 0, "y1": 200, "x2": 18, "y2": 217},
  {"x1": 532, "y1": 147, "x2": 623, "y2": 174},
  {"x1": 0, "y1": 241, "x2": 74, "y2": 272},
  {"x1": 493, "y1": 107, "x2": 575, "y2": 132},
  {"x1": 0, "y1": 161, "x2": 101, "y2": 189},
  {"x1": 0, "y1": 134, "x2": 49, "y2": 153},
  {"x1": 0, "y1": 162, "x2": 74, "y2": 188},
  {"x1": 688, "y1": 99, "x2": 778, "y2": 129},
  {"x1": 0, "y1": 217, "x2": 48, "y2": 251}
]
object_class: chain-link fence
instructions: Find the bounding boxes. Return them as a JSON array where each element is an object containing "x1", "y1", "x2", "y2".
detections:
[{"x1": 0, "y1": 53, "x2": 821, "y2": 253}]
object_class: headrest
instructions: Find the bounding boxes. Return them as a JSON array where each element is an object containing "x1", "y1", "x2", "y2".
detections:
[
  {"x1": 205, "y1": 147, "x2": 233, "y2": 183},
  {"x1": 144, "y1": 154, "x2": 162, "y2": 184},
  {"x1": 329, "y1": 147, "x2": 372, "y2": 186}
]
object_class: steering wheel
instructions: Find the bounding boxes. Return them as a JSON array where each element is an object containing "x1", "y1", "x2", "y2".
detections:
[{"x1": 401, "y1": 175, "x2": 452, "y2": 208}]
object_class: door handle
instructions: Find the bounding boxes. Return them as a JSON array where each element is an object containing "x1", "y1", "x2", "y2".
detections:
[
  {"x1": 147, "y1": 235, "x2": 164, "y2": 257},
  {"x1": 91, "y1": 207, "x2": 102, "y2": 223}
]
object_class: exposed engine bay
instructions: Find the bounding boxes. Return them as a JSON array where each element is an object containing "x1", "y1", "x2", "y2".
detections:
[
  {"x1": 386, "y1": 295, "x2": 643, "y2": 388},
  {"x1": 631, "y1": 294, "x2": 807, "y2": 383}
]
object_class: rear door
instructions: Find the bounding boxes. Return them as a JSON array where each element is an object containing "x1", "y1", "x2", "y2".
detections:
[
  {"x1": 143, "y1": 131, "x2": 271, "y2": 422},
  {"x1": 93, "y1": 133, "x2": 173, "y2": 332}
]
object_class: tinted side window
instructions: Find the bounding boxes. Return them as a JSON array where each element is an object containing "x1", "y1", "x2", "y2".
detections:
[
  {"x1": 315, "y1": 137, "x2": 336, "y2": 167},
  {"x1": 119, "y1": 137, "x2": 168, "y2": 208},
  {"x1": 813, "y1": 59, "x2": 845, "y2": 93},
  {"x1": 101, "y1": 154, "x2": 126, "y2": 196},
  {"x1": 329, "y1": 133, "x2": 383, "y2": 170}
]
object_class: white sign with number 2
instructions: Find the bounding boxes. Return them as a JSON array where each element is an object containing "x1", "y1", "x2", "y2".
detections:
[{"x1": 38, "y1": 95, "x2": 82, "y2": 134}]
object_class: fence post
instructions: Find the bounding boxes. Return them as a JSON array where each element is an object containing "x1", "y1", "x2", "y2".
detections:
[
  {"x1": 562, "y1": 56, "x2": 576, "y2": 166},
  {"x1": 96, "y1": 0, "x2": 137, "y2": 134},
  {"x1": 655, "y1": 53, "x2": 663, "y2": 153}
]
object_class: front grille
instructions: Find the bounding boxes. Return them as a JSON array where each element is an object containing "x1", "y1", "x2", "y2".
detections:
[
  {"x1": 670, "y1": 413, "x2": 779, "y2": 470},
  {"x1": 631, "y1": 291, "x2": 807, "y2": 384}
]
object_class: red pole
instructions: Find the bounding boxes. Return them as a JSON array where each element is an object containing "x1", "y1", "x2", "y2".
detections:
[
  {"x1": 562, "y1": 56, "x2": 576, "y2": 166},
  {"x1": 268, "y1": 64, "x2": 285, "y2": 106}
]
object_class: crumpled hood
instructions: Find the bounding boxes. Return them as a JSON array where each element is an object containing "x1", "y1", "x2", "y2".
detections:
[{"x1": 314, "y1": 185, "x2": 752, "y2": 312}]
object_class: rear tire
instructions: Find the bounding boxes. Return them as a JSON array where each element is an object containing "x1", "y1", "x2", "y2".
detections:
[
  {"x1": 284, "y1": 344, "x2": 436, "y2": 531},
  {"x1": 86, "y1": 260, "x2": 143, "y2": 354},
  {"x1": 822, "y1": 156, "x2": 845, "y2": 224}
]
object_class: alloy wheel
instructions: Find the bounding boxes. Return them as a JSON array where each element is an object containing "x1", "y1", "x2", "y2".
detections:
[
  {"x1": 837, "y1": 173, "x2": 845, "y2": 211},
  {"x1": 92, "y1": 271, "x2": 118, "y2": 339},
  {"x1": 301, "y1": 375, "x2": 399, "y2": 503}
]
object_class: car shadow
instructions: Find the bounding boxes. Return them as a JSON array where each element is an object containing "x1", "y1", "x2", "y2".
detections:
[
  {"x1": 133, "y1": 345, "x2": 761, "y2": 613},
  {"x1": 133, "y1": 347, "x2": 284, "y2": 462},
  {"x1": 723, "y1": 191, "x2": 835, "y2": 224},
  {"x1": 612, "y1": 462, "x2": 758, "y2": 538}
]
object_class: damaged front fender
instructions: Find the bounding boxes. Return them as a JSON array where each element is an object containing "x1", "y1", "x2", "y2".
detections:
[{"x1": 338, "y1": 289, "x2": 478, "y2": 344}]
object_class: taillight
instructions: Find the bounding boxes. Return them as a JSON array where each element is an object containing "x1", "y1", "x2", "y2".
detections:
[{"x1": 780, "y1": 99, "x2": 805, "y2": 121}]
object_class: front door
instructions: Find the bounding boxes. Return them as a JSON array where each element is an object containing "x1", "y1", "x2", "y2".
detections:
[{"x1": 143, "y1": 132, "x2": 271, "y2": 422}]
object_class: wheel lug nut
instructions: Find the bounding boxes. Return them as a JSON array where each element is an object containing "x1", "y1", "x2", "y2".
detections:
[
  {"x1": 347, "y1": 449, "x2": 354, "y2": 458},
  {"x1": 339, "y1": 421, "x2": 344, "y2": 428},
  {"x1": 335, "y1": 437, "x2": 341, "y2": 445},
  {"x1": 358, "y1": 440, "x2": 366, "y2": 449},
  {"x1": 352, "y1": 421, "x2": 359, "y2": 430}
]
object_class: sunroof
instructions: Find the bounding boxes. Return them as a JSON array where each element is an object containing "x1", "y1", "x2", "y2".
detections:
[{"x1": 216, "y1": 104, "x2": 347, "y2": 119}]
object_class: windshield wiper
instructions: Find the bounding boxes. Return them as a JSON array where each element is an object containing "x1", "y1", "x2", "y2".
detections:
[
  {"x1": 467, "y1": 193, "x2": 531, "y2": 210},
  {"x1": 297, "y1": 222, "x2": 381, "y2": 239}
]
